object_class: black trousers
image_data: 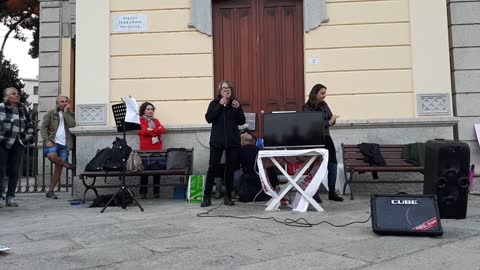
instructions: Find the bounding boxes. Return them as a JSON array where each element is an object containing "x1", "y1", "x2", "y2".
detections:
[
  {"x1": 0, "y1": 139, "x2": 24, "y2": 198},
  {"x1": 139, "y1": 175, "x2": 160, "y2": 195},
  {"x1": 204, "y1": 146, "x2": 239, "y2": 198}
]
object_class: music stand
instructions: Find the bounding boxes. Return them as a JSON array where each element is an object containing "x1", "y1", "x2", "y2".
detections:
[{"x1": 101, "y1": 102, "x2": 144, "y2": 213}]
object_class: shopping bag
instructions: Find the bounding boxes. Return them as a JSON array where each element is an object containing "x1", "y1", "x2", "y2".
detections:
[{"x1": 187, "y1": 175, "x2": 205, "y2": 203}]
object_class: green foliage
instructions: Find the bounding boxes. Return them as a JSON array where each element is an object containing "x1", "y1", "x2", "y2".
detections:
[
  {"x1": 0, "y1": 0, "x2": 39, "y2": 59},
  {"x1": 0, "y1": 52, "x2": 27, "y2": 103}
]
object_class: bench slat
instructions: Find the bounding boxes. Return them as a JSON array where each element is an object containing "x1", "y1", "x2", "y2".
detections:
[
  {"x1": 345, "y1": 159, "x2": 417, "y2": 166},
  {"x1": 80, "y1": 169, "x2": 188, "y2": 177},
  {"x1": 343, "y1": 144, "x2": 405, "y2": 148},
  {"x1": 346, "y1": 166, "x2": 423, "y2": 172},
  {"x1": 344, "y1": 152, "x2": 403, "y2": 159}
]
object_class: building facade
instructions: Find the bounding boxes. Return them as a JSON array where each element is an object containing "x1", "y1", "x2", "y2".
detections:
[
  {"x1": 37, "y1": 0, "x2": 478, "y2": 196},
  {"x1": 448, "y1": 0, "x2": 480, "y2": 176},
  {"x1": 21, "y1": 77, "x2": 39, "y2": 106}
]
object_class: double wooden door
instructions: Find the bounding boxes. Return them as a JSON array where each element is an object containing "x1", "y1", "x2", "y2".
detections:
[{"x1": 213, "y1": 0, "x2": 304, "y2": 132}]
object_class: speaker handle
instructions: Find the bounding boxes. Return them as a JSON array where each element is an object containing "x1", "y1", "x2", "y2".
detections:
[
  {"x1": 437, "y1": 177, "x2": 447, "y2": 189},
  {"x1": 458, "y1": 177, "x2": 469, "y2": 189}
]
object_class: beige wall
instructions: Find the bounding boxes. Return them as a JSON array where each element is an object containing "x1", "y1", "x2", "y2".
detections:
[
  {"x1": 109, "y1": 0, "x2": 212, "y2": 126},
  {"x1": 60, "y1": 38, "x2": 71, "y2": 98},
  {"x1": 305, "y1": 0, "x2": 413, "y2": 119},
  {"x1": 76, "y1": 0, "x2": 110, "y2": 120},
  {"x1": 409, "y1": 0, "x2": 452, "y2": 109},
  {"x1": 74, "y1": 0, "x2": 452, "y2": 126}
]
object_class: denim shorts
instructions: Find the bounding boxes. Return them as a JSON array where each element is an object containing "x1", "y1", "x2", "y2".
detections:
[{"x1": 43, "y1": 143, "x2": 69, "y2": 161}]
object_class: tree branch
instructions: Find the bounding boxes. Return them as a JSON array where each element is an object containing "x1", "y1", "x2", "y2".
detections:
[{"x1": 0, "y1": 14, "x2": 28, "y2": 55}]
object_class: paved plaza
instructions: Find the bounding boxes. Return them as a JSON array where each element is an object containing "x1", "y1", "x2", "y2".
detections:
[{"x1": 1, "y1": 192, "x2": 480, "y2": 270}]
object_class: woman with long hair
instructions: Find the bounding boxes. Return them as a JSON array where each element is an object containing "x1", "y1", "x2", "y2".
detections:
[
  {"x1": 303, "y1": 84, "x2": 344, "y2": 202},
  {"x1": 201, "y1": 81, "x2": 246, "y2": 207}
]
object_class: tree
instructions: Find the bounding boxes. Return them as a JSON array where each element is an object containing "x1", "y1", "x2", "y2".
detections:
[
  {"x1": 0, "y1": 0, "x2": 39, "y2": 59},
  {"x1": 0, "y1": 52, "x2": 27, "y2": 103}
]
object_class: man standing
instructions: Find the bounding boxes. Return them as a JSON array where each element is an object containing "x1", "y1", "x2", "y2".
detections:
[{"x1": 41, "y1": 96, "x2": 76, "y2": 199}]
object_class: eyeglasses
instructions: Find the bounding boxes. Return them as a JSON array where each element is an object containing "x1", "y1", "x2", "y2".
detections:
[
  {"x1": 10, "y1": 92, "x2": 19, "y2": 96},
  {"x1": 222, "y1": 86, "x2": 231, "y2": 90}
]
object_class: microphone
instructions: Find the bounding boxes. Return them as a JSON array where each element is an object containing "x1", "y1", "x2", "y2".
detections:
[{"x1": 222, "y1": 91, "x2": 228, "y2": 107}]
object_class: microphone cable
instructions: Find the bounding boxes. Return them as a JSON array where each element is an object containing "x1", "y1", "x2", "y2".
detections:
[{"x1": 197, "y1": 202, "x2": 372, "y2": 228}]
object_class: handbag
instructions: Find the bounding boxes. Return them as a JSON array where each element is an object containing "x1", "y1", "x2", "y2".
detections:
[
  {"x1": 166, "y1": 148, "x2": 188, "y2": 170},
  {"x1": 126, "y1": 151, "x2": 144, "y2": 172}
]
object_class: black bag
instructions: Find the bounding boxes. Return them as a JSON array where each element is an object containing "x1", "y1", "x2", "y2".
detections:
[
  {"x1": 166, "y1": 148, "x2": 188, "y2": 170},
  {"x1": 85, "y1": 148, "x2": 112, "y2": 171},
  {"x1": 104, "y1": 138, "x2": 132, "y2": 171},
  {"x1": 89, "y1": 192, "x2": 133, "y2": 209},
  {"x1": 141, "y1": 155, "x2": 167, "y2": 170}
]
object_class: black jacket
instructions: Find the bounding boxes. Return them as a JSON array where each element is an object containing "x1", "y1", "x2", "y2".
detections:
[
  {"x1": 303, "y1": 101, "x2": 333, "y2": 135},
  {"x1": 239, "y1": 144, "x2": 259, "y2": 176},
  {"x1": 205, "y1": 97, "x2": 246, "y2": 149}
]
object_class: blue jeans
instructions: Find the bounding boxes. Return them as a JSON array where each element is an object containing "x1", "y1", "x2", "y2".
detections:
[
  {"x1": 328, "y1": 162, "x2": 337, "y2": 191},
  {"x1": 0, "y1": 139, "x2": 25, "y2": 198},
  {"x1": 43, "y1": 143, "x2": 69, "y2": 161}
]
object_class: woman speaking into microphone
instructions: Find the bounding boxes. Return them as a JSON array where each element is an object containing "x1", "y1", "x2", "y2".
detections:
[{"x1": 201, "y1": 81, "x2": 246, "y2": 207}]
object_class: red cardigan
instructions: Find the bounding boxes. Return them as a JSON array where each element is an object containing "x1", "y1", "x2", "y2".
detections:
[{"x1": 137, "y1": 117, "x2": 166, "y2": 150}]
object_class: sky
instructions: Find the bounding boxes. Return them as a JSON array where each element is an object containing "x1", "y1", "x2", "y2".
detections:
[{"x1": 0, "y1": 24, "x2": 39, "y2": 79}]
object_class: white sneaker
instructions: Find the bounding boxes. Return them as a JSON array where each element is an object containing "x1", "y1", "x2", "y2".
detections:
[{"x1": 6, "y1": 197, "x2": 19, "y2": 207}]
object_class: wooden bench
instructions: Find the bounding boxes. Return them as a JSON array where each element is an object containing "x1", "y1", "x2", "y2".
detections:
[
  {"x1": 341, "y1": 144, "x2": 424, "y2": 200},
  {"x1": 79, "y1": 149, "x2": 193, "y2": 203}
]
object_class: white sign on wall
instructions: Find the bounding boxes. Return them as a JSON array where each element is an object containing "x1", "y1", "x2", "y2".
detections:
[
  {"x1": 309, "y1": 57, "x2": 320, "y2": 65},
  {"x1": 113, "y1": 14, "x2": 148, "y2": 33}
]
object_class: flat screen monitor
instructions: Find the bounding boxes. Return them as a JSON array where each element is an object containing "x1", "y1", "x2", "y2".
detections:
[{"x1": 262, "y1": 111, "x2": 325, "y2": 149}]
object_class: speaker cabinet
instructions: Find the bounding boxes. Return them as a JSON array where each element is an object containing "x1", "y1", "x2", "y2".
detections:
[
  {"x1": 371, "y1": 194, "x2": 443, "y2": 236},
  {"x1": 423, "y1": 139, "x2": 470, "y2": 219}
]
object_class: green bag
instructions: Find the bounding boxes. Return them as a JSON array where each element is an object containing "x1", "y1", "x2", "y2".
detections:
[{"x1": 187, "y1": 175, "x2": 205, "y2": 203}]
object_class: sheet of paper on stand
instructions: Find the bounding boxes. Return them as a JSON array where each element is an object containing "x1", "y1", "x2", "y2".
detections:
[
  {"x1": 256, "y1": 148, "x2": 329, "y2": 212},
  {"x1": 123, "y1": 96, "x2": 140, "y2": 124}
]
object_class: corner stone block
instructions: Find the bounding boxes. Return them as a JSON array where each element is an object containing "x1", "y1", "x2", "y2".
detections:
[{"x1": 39, "y1": 67, "x2": 59, "y2": 82}]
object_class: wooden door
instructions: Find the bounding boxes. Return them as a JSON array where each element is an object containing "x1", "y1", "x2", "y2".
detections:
[
  {"x1": 213, "y1": 0, "x2": 304, "y2": 130},
  {"x1": 213, "y1": 0, "x2": 258, "y2": 113}
]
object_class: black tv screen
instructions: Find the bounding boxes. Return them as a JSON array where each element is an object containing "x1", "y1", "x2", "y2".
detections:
[{"x1": 263, "y1": 112, "x2": 325, "y2": 149}]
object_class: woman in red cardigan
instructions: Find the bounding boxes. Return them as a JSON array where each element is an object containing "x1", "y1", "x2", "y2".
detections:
[{"x1": 138, "y1": 102, "x2": 166, "y2": 198}]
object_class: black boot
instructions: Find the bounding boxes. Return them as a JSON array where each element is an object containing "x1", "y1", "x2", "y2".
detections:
[
  {"x1": 329, "y1": 191, "x2": 344, "y2": 202},
  {"x1": 312, "y1": 193, "x2": 322, "y2": 203},
  {"x1": 224, "y1": 196, "x2": 235, "y2": 206},
  {"x1": 201, "y1": 197, "x2": 211, "y2": 207}
]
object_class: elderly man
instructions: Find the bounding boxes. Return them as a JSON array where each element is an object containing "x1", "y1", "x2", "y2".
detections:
[{"x1": 41, "y1": 95, "x2": 76, "y2": 199}]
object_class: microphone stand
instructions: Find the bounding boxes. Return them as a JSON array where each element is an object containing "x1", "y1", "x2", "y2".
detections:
[{"x1": 223, "y1": 98, "x2": 228, "y2": 202}]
